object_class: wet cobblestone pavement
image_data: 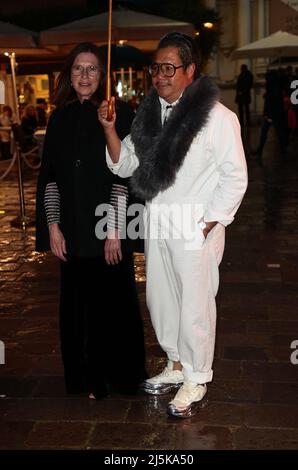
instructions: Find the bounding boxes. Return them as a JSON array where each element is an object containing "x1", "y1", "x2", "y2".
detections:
[{"x1": 0, "y1": 129, "x2": 298, "y2": 451}]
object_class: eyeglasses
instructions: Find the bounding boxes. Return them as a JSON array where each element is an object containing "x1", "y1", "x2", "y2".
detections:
[
  {"x1": 71, "y1": 65, "x2": 100, "y2": 77},
  {"x1": 148, "y1": 63, "x2": 184, "y2": 77}
]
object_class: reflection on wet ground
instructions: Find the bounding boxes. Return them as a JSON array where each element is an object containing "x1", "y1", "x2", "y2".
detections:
[{"x1": 0, "y1": 127, "x2": 298, "y2": 450}]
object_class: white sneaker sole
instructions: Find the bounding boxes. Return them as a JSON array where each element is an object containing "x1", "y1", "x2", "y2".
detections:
[
  {"x1": 167, "y1": 395, "x2": 208, "y2": 418},
  {"x1": 140, "y1": 381, "x2": 183, "y2": 395}
]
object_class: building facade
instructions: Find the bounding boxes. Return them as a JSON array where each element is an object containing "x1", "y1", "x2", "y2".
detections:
[{"x1": 206, "y1": 0, "x2": 298, "y2": 113}]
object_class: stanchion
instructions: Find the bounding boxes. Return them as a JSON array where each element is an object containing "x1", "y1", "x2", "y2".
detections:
[
  {"x1": 4, "y1": 51, "x2": 34, "y2": 230},
  {"x1": 10, "y1": 142, "x2": 33, "y2": 229},
  {"x1": 106, "y1": 0, "x2": 113, "y2": 120}
]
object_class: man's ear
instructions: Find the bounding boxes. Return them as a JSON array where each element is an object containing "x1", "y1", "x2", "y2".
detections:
[{"x1": 187, "y1": 63, "x2": 196, "y2": 80}]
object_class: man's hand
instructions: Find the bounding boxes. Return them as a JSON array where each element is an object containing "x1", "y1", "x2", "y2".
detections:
[
  {"x1": 98, "y1": 96, "x2": 116, "y2": 130},
  {"x1": 98, "y1": 96, "x2": 121, "y2": 163},
  {"x1": 104, "y1": 231, "x2": 122, "y2": 265},
  {"x1": 49, "y1": 223, "x2": 67, "y2": 261}
]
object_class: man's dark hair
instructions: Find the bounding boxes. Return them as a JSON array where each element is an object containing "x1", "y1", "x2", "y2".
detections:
[
  {"x1": 54, "y1": 42, "x2": 106, "y2": 108},
  {"x1": 157, "y1": 32, "x2": 201, "y2": 79}
]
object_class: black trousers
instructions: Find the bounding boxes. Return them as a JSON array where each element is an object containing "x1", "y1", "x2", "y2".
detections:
[
  {"x1": 59, "y1": 252, "x2": 147, "y2": 398},
  {"x1": 257, "y1": 116, "x2": 289, "y2": 156},
  {"x1": 238, "y1": 100, "x2": 250, "y2": 127}
]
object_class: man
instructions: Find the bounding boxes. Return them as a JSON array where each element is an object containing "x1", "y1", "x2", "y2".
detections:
[
  {"x1": 98, "y1": 32, "x2": 248, "y2": 418},
  {"x1": 235, "y1": 64, "x2": 253, "y2": 127},
  {"x1": 252, "y1": 69, "x2": 289, "y2": 160}
]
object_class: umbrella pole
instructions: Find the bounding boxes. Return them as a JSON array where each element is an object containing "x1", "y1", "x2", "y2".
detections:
[{"x1": 106, "y1": 0, "x2": 113, "y2": 120}]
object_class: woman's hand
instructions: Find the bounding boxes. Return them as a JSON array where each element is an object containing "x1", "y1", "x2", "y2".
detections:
[
  {"x1": 49, "y1": 223, "x2": 67, "y2": 262},
  {"x1": 98, "y1": 96, "x2": 116, "y2": 130},
  {"x1": 104, "y1": 230, "x2": 122, "y2": 265}
]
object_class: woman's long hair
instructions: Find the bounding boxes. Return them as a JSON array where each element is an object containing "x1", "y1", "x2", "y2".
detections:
[{"x1": 54, "y1": 42, "x2": 107, "y2": 108}]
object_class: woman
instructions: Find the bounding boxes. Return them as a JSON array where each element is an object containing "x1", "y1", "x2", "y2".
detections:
[
  {"x1": 21, "y1": 105, "x2": 38, "y2": 151},
  {"x1": 36, "y1": 43, "x2": 147, "y2": 400},
  {"x1": 21, "y1": 105, "x2": 38, "y2": 135}
]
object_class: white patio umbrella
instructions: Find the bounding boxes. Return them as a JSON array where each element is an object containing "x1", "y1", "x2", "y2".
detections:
[{"x1": 232, "y1": 30, "x2": 298, "y2": 60}]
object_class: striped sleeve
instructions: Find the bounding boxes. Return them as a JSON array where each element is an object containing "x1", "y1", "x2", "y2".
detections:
[
  {"x1": 107, "y1": 183, "x2": 128, "y2": 233},
  {"x1": 44, "y1": 182, "x2": 60, "y2": 225}
]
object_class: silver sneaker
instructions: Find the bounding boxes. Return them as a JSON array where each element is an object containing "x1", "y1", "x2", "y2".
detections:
[
  {"x1": 141, "y1": 365, "x2": 184, "y2": 395},
  {"x1": 167, "y1": 382, "x2": 207, "y2": 418}
]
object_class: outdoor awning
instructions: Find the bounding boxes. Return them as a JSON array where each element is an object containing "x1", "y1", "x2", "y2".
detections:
[
  {"x1": 0, "y1": 21, "x2": 55, "y2": 59},
  {"x1": 0, "y1": 21, "x2": 37, "y2": 48},
  {"x1": 40, "y1": 9, "x2": 195, "y2": 47}
]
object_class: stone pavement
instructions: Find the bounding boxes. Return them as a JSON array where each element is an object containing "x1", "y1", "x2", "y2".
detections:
[{"x1": 0, "y1": 128, "x2": 298, "y2": 452}]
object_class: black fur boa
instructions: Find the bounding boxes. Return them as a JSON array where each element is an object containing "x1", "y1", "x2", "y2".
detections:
[{"x1": 130, "y1": 75, "x2": 219, "y2": 201}]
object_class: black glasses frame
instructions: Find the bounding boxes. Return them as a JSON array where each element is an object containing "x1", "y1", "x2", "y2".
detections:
[
  {"x1": 71, "y1": 65, "x2": 100, "y2": 77},
  {"x1": 148, "y1": 63, "x2": 184, "y2": 77}
]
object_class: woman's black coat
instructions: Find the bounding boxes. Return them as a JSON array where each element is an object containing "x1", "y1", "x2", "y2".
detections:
[{"x1": 35, "y1": 99, "x2": 140, "y2": 257}]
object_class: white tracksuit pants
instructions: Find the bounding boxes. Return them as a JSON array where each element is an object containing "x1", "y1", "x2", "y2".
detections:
[{"x1": 145, "y1": 222, "x2": 225, "y2": 384}]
